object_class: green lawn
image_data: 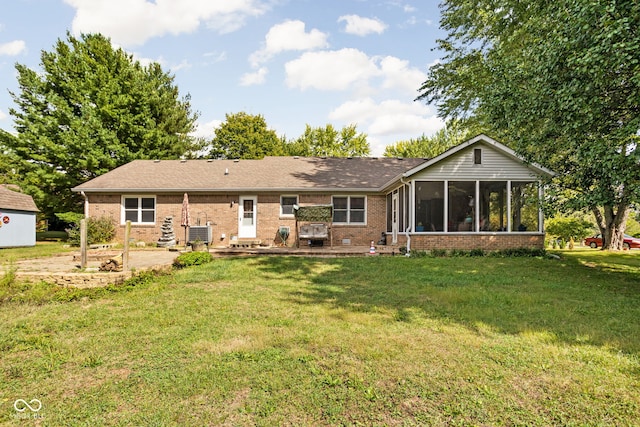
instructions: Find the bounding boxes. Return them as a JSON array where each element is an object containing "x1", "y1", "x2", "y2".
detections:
[
  {"x1": 1, "y1": 250, "x2": 639, "y2": 425},
  {"x1": 0, "y1": 241, "x2": 74, "y2": 264}
]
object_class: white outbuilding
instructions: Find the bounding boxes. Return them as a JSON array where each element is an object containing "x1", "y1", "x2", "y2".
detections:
[{"x1": 0, "y1": 185, "x2": 39, "y2": 248}]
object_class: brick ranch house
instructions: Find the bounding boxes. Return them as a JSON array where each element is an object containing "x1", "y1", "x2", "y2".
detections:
[{"x1": 72, "y1": 135, "x2": 554, "y2": 251}]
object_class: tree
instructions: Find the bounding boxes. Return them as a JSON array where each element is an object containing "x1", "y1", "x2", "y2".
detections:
[
  {"x1": 545, "y1": 215, "x2": 595, "y2": 246},
  {"x1": 418, "y1": 0, "x2": 640, "y2": 250},
  {"x1": 287, "y1": 124, "x2": 370, "y2": 157},
  {"x1": 0, "y1": 33, "x2": 201, "y2": 218},
  {"x1": 207, "y1": 112, "x2": 284, "y2": 159},
  {"x1": 383, "y1": 119, "x2": 483, "y2": 158},
  {"x1": 0, "y1": 146, "x2": 20, "y2": 185}
]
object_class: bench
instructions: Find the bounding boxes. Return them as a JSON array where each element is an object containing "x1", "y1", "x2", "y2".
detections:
[{"x1": 299, "y1": 223, "x2": 330, "y2": 246}]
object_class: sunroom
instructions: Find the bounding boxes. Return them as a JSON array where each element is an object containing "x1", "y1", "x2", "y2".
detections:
[{"x1": 383, "y1": 135, "x2": 554, "y2": 250}]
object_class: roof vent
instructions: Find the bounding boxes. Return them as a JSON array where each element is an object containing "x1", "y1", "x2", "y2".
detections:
[
  {"x1": 224, "y1": 168, "x2": 229, "y2": 175},
  {"x1": 180, "y1": 159, "x2": 187, "y2": 163},
  {"x1": 153, "y1": 159, "x2": 160, "y2": 163},
  {"x1": 233, "y1": 159, "x2": 239, "y2": 163},
  {"x1": 207, "y1": 159, "x2": 213, "y2": 162}
]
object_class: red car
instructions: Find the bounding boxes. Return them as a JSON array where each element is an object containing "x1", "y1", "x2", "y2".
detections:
[{"x1": 584, "y1": 234, "x2": 640, "y2": 249}]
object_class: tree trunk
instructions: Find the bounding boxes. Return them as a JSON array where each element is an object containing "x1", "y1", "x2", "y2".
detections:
[{"x1": 592, "y1": 204, "x2": 630, "y2": 250}]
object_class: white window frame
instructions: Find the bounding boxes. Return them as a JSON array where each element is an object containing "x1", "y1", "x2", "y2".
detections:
[
  {"x1": 121, "y1": 195, "x2": 156, "y2": 225},
  {"x1": 280, "y1": 195, "x2": 298, "y2": 217},
  {"x1": 332, "y1": 195, "x2": 367, "y2": 225},
  {"x1": 473, "y1": 148, "x2": 483, "y2": 165}
]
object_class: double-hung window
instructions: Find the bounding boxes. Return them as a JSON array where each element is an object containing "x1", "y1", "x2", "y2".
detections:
[
  {"x1": 333, "y1": 196, "x2": 366, "y2": 224},
  {"x1": 122, "y1": 196, "x2": 156, "y2": 224},
  {"x1": 280, "y1": 195, "x2": 298, "y2": 217}
]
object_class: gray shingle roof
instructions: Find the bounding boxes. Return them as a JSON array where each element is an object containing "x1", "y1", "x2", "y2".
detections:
[
  {"x1": 0, "y1": 185, "x2": 39, "y2": 212},
  {"x1": 72, "y1": 157, "x2": 426, "y2": 193}
]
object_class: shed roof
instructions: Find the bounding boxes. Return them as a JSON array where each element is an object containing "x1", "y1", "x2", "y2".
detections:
[
  {"x1": 0, "y1": 185, "x2": 39, "y2": 212},
  {"x1": 72, "y1": 156, "x2": 427, "y2": 193}
]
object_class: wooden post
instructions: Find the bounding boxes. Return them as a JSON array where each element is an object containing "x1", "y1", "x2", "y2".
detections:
[
  {"x1": 123, "y1": 220, "x2": 131, "y2": 271},
  {"x1": 80, "y1": 218, "x2": 87, "y2": 269}
]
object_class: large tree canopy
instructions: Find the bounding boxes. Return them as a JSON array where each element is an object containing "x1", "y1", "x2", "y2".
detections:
[
  {"x1": 0, "y1": 33, "x2": 200, "y2": 217},
  {"x1": 418, "y1": 0, "x2": 640, "y2": 249},
  {"x1": 287, "y1": 124, "x2": 370, "y2": 157},
  {"x1": 383, "y1": 119, "x2": 483, "y2": 158},
  {"x1": 208, "y1": 118, "x2": 370, "y2": 159},
  {"x1": 207, "y1": 112, "x2": 284, "y2": 159}
]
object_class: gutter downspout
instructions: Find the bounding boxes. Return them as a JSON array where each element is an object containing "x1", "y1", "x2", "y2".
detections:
[
  {"x1": 400, "y1": 176, "x2": 412, "y2": 256},
  {"x1": 80, "y1": 191, "x2": 89, "y2": 218}
]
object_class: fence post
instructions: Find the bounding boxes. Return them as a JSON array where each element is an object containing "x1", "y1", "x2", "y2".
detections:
[
  {"x1": 80, "y1": 218, "x2": 87, "y2": 269},
  {"x1": 123, "y1": 220, "x2": 131, "y2": 271}
]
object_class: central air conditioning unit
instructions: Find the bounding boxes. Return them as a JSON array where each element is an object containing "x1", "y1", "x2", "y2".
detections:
[{"x1": 188, "y1": 226, "x2": 212, "y2": 244}]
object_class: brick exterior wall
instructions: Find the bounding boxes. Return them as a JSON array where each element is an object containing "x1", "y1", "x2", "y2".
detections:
[
  {"x1": 393, "y1": 233, "x2": 545, "y2": 251},
  {"x1": 87, "y1": 193, "x2": 544, "y2": 250}
]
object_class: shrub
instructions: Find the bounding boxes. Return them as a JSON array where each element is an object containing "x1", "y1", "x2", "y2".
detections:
[
  {"x1": 409, "y1": 250, "x2": 429, "y2": 258},
  {"x1": 409, "y1": 247, "x2": 545, "y2": 258},
  {"x1": 429, "y1": 249, "x2": 448, "y2": 257},
  {"x1": 469, "y1": 248, "x2": 486, "y2": 257},
  {"x1": 450, "y1": 248, "x2": 469, "y2": 257},
  {"x1": 66, "y1": 216, "x2": 116, "y2": 246},
  {"x1": 488, "y1": 247, "x2": 547, "y2": 258},
  {"x1": 173, "y1": 251, "x2": 214, "y2": 268}
]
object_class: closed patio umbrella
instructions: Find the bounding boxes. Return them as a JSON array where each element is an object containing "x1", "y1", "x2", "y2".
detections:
[{"x1": 181, "y1": 193, "x2": 190, "y2": 248}]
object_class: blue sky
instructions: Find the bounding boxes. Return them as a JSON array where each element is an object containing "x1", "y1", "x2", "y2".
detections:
[{"x1": 0, "y1": 0, "x2": 446, "y2": 156}]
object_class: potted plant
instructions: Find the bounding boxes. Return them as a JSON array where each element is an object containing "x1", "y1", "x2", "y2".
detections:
[{"x1": 191, "y1": 238, "x2": 207, "y2": 252}]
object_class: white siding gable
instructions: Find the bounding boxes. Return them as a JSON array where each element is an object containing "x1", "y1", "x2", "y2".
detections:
[{"x1": 411, "y1": 142, "x2": 540, "y2": 181}]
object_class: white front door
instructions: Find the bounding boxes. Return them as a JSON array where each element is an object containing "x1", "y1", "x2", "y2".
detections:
[{"x1": 238, "y1": 196, "x2": 257, "y2": 238}]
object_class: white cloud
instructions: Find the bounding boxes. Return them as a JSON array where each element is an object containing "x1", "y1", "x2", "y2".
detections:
[
  {"x1": 0, "y1": 40, "x2": 26, "y2": 56},
  {"x1": 240, "y1": 67, "x2": 268, "y2": 86},
  {"x1": 203, "y1": 51, "x2": 228, "y2": 63},
  {"x1": 285, "y1": 48, "x2": 380, "y2": 91},
  {"x1": 379, "y1": 56, "x2": 427, "y2": 93},
  {"x1": 330, "y1": 98, "x2": 437, "y2": 132},
  {"x1": 192, "y1": 118, "x2": 222, "y2": 139},
  {"x1": 64, "y1": 0, "x2": 269, "y2": 47},
  {"x1": 133, "y1": 54, "x2": 161, "y2": 68},
  {"x1": 249, "y1": 20, "x2": 328, "y2": 67},
  {"x1": 171, "y1": 59, "x2": 192, "y2": 72},
  {"x1": 130, "y1": 53, "x2": 191, "y2": 73},
  {"x1": 285, "y1": 49, "x2": 426, "y2": 96},
  {"x1": 368, "y1": 111, "x2": 443, "y2": 136},
  {"x1": 328, "y1": 97, "x2": 444, "y2": 155},
  {"x1": 338, "y1": 15, "x2": 387, "y2": 36},
  {"x1": 0, "y1": 108, "x2": 7, "y2": 121}
]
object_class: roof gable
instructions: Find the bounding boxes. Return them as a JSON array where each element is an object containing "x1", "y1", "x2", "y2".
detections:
[{"x1": 402, "y1": 134, "x2": 555, "y2": 178}]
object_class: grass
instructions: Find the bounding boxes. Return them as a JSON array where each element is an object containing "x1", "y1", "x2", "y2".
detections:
[
  {"x1": 0, "y1": 249, "x2": 639, "y2": 425},
  {"x1": 0, "y1": 241, "x2": 74, "y2": 264}
]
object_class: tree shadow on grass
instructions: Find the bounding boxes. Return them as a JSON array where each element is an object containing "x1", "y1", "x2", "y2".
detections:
[{"x1": 253, "y1": 255, "x2": 640, "y2": 355}]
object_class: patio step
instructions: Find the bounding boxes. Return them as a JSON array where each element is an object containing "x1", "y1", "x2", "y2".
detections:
[{"x1": 229, "y1": 239, "x2": 262, "y2": 248}]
